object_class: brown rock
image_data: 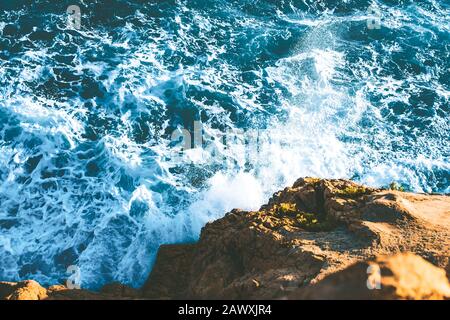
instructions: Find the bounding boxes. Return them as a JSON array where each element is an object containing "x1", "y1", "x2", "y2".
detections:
[
  {"x1": 0, "y1": 280, "x2": 48, "y2": 300},
  {"x1": 0, "y1": 282, "x2": 16, "y2": 299},
  {"x1": 47, "y1": 287, "x2": 125, "y2": 300},
  {"x1": 143, "y1": 178, "x2": 450, "y2": 299},
  {"x1": 100, "y1": 282, "x2": 141, "y2": 299},
  {"x1": 142, "y1": 243, "x2": 196, "y2": 299},
  {"x1": 290, "y1": 252, "x2": 450, "y2": 300},
  {"x1": 0, "y1": 281, "x2": 142, "y2": 300}
]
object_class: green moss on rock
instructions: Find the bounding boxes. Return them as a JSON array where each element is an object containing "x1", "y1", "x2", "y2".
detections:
[
  {"x1": 271, "y1": 202, "x2": 336, "y2": 231},
  {"x1": 336, "y1": 185, "x2": 371, "y2": 198}
]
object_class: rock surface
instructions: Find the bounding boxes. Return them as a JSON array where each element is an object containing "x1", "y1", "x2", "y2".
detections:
[
  {"x1": 290, "y1": 252, "x2": 450, "y2": 299},
  {"x1": 142, "y1": 178, "x2": 449, "y2": 299},
  {"x1": 0, "y1": 280, "x2": 48, "y2": 300},
  {"x1": 0, "y1": 280, "x2": 141, "y2": 300},
  {"x1": 1, "y1": 178, "x2": 449, "y2": 300}
]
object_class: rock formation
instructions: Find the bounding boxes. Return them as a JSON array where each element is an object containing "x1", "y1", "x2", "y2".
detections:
[
  {"x1": 1, "y1": 178, "x2": 449, "y2": 300},
  {"x1": 290, "y1": 252, "x2": 450, "y2": 299},
  {"x1": 142, "y1": 178, "x2": 449, "y2": 299},
  {"x1": 0, "y1": 280, "x2": 141, "y2": 300}
]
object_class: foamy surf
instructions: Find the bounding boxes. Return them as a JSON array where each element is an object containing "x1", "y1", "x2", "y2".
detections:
[{"x1": 0, "y1": 0, "x2": 448, "y2": 289}]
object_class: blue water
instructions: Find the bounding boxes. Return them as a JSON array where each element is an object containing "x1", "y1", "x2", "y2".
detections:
[{"x1": 0, "y1": 0, "x2": 449, "y2": 289}]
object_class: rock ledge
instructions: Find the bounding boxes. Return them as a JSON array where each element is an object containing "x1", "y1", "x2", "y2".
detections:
[{"x1": 2, "y1": 178, "x2": 449, "y2": 300}]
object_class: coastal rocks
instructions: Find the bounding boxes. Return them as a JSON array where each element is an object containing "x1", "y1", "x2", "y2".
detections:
[
  {"x1": 0, "y1": 281, "x2": 140, "y2": 300},
  {"x1": 100, "y1": 282, "x2": 141, "y2": 298},
  {"x1": 143, "y1": 178, "x2": 449, "y2": 299},
  {"x1": 0, "y1": 280, "x2": 47, "y2": 300},
  {"x1": 44, "y1": 282, "x2": 141, "y2": 300},
  {"x1": 1, "y1": 178, "x2": 449, "y2": 300},
  {"x1": 142, "y1": 244, "x2": 197, "y2": 299},
  {"x1": 290, "y1": 253, "x2": 450, "y2": 300}
]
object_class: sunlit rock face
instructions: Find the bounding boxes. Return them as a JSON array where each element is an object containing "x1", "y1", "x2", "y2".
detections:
[{"x1": 142, "y1": 178, "x2": 450, "y2": 300}]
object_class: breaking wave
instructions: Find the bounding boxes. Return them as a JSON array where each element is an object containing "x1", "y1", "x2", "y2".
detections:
[{"x1": 0, "y1": 0, "x2": 448, "y2": 288}]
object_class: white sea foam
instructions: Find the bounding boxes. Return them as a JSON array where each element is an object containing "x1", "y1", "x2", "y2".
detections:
[{"x1": 0, "y1": 1, "x2": 448, "y2": 289}]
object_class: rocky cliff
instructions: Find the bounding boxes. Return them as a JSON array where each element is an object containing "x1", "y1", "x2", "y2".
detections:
[{"x1": 1, "y1": 178, "x2": 449, "y2": 300}]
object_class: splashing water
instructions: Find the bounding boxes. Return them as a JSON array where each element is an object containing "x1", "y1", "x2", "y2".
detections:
[{"x1": 0, "y1": 0, "x2": 449, "y2": 288}]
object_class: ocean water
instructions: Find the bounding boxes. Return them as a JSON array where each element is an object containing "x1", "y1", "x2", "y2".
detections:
[{"x1": 0, "y1": 0, "x2": 448, "y2": 289}]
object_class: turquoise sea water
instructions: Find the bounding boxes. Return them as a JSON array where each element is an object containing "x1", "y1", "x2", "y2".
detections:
[{"x1": 0, "y1": 0, "x2": 449, "y2": 289}]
